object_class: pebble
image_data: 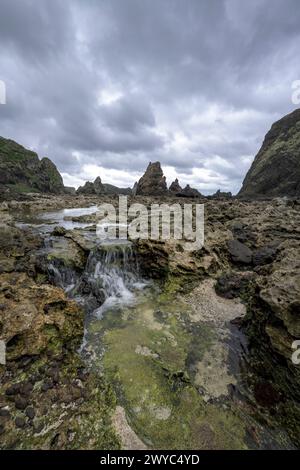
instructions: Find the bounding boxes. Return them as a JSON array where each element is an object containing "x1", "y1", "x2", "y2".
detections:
[
  {"x1": 14, "y1": 396, "x2": 28, "y2": 410},
  {"x1": 33, "y1": 420, "x2": 44, "y2": 434},
  {"x1": 41, "y1": 380, "x2": 53, "y2": 392},
  {"x1": 71, "y1": 386, "x2": 82, "y2": 400},
  {"x1": 47, "y1": 368, "x2": 60, "y2": 383},
  {"x1": 5, "y1": 383, "x2": 20, "y2": 396},
  {"x1": 15, "y1": 416, "x2": 26, "y2": 429},
  {"x1": 20, "y1": 382, "x2": 33, "y2": 396},
  {"x1": 0, "y1": 408, "x2": 10, "y2": 418},
  {"x1": 25, "y1": 407, "x2": 35, "y2": 420}
]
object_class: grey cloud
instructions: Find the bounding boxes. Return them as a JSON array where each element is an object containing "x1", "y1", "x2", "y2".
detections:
[
  {"x1": 0, "y1": 0, "x2": 72, "y2": 63},
  {"x1": 0, "y1": 0, "x2": 299, "y2": 194},
  {"x1": 100, "y1": 95, "x2": 156, "y2": 132}
]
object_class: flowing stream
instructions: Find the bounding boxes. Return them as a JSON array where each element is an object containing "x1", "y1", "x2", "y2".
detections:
[{"x1": 16, "y1": 206, "x2": 295, "y2": 450}]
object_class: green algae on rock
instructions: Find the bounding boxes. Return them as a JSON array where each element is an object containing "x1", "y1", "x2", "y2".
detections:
[{"x1": 97, "y1": 284, "x2": 248, "y2": 449}]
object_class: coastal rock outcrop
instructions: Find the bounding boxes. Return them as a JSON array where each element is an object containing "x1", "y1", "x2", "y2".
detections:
[
  {"x1": 238, "y1": 109, "x2": 300, "y2": 198},
  {"x1": 77, "y1": 176, "x2": 106, "y2": 195},
  {"x1": 135, "y1": 162, "x2": 168, "y2": 196},
  {"x1": 169, "y1": 179, "x2": 201, "y2": 197},
  {"x1": 179, "y1": 184, "x2": 201, "y2": 198},
  {"x1": 169, "y1": 178, "x2": 182, "y2": 194},
  {"x1": 210, "y1": 189, "x2": 232, "y2": 200},
  {"x1": 103, "y1": 183, "x2": 131, "y2": 195},
  {"x1": 77, "y1": 177, "x2": 131, "y2": 196},
  {"x1": 0, "y1": 137, "x2": 64, "y2": 195}
]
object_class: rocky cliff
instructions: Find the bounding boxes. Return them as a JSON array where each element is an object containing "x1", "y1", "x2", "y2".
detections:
[
  {"x1": 169, "y1": 178, "x2": 182, "y2": 194},
  {"x1": 0, "y1": 137, "x2": 65, "y2": 195},
  {"x1": 239, "y1": 109, "x2": 300, "y2": 198},
  {"x1": 135, "y1": 162, "x2": 168, "y2": 196}
]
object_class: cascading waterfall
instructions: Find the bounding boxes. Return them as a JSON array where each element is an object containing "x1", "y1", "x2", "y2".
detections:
[
  {"x1": 76, "y1": 241, "x2": 147, "y2": 362},
  {"x1": 47, "y1": 240, "x2": 147, "y2": 318},
  {"x1": 46, "y1": 239, "x2": 148, "y2": 362},
  {"x1": 84, "y1": 242, "x2": 146, "y2": 318}
]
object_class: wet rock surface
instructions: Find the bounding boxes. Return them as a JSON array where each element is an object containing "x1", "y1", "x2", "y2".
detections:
[
  {"x1": 0, "y1": 194, "x2": 299, "y2": 449},
  {"x1": 0, "y1": 202, "x2": 121, "y2": 449}
]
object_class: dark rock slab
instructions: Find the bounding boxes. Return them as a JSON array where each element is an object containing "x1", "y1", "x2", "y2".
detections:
[{"x1": 227, "y1": 239, "x2": 253, "y2": 265}]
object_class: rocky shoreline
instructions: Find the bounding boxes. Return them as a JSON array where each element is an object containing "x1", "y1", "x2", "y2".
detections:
[{"x1": 0, "y1": 194, "x2": 299, "y2": 449}]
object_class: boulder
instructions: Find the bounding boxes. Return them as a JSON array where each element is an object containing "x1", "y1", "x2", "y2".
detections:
[
  {"x1": 215, "y1": 271, "x2": 256, "y2": 299},
  {"x1": 0, "y1": 272, "x2": 83, "y2": 360},
  {"x1": 259, "y1": 242, "x2": 300, "y2": 337},
  {"x1": 0, "y1": 222, "x2": 42, "y2": 274},
  {"x1": 252, "y1": 244, "x2": 278, "y2": 266},
  {"x1": 227, "y1": 239, "x2": 253, "y2": 265},
  {"x1": 230, "y1": 222, "x2": 257, "y2": 247}
]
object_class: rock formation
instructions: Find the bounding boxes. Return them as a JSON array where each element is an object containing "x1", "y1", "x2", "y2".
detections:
[
  {"x1": 0, "y1": 136, "x2": 65, "y2": 194},
  {"x1": 135, "y1": 162, "x2": 168, "y2": 196},
  {"x1": 169, "y1": 178, "x2": 182, "y2": 194},
  {"x1": 210, "y1": 189, "x2": 232, "y2": 199},
  {"x1": 239, "y1": 109, "x2": 300, "y2": 198},
  {"x1": 77, "y1": 177, "x2": 131, "y2": 195},
  {"x1": 132, "y1": 181, "x2": 138, "y2": 196},
  {"x1": 169, "y1": 179, "x2": 201, "y2": 198},
  {"x1": 179, "y1": 184, "x2": 201, "y2": 198},
  {"x1": 77, "y1": 176, "x2": 105, "y2": 195},
  {"x1": 103, "y1": 183, "x2": 131, "y2": 195}
]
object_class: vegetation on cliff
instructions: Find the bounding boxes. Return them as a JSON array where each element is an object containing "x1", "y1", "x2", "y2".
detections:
[
  {"x1": 239, "y1": 109, "x2": 300, "y2": 198},
  {"x1": 0, "y1": 137, "x2": 64, "y2": 195}
]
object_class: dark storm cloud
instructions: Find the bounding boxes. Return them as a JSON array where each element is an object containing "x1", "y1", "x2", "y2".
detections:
[
  {"x1": 0, "y1": 0, "x2": 72, "y2": 62},
  {"x1": 0, "y1": 0, "x2": 300, "y2": 193}
]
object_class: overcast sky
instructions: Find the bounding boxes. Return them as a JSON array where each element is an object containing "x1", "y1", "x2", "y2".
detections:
[{"x1": 0, "y1": 0, "x2": 299, "y2": 194}]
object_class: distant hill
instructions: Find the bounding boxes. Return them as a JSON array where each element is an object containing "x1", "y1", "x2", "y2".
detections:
[{"x1": 0, "y1": 136, "x2": 64, "y2": 194}]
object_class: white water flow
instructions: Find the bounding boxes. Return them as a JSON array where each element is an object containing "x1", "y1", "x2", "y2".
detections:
[{"x1": 78, "y1": 241, "x2": 148, "y2": 359}]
